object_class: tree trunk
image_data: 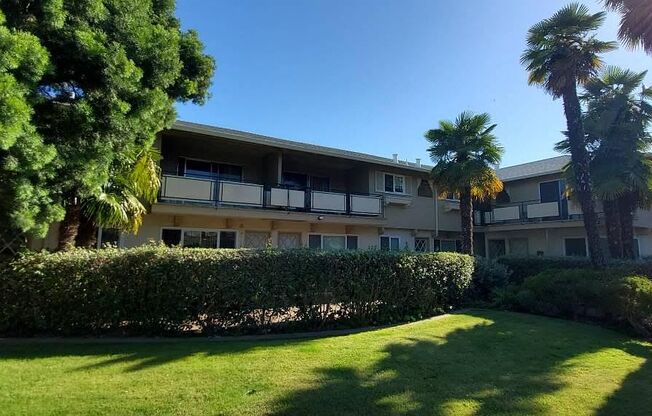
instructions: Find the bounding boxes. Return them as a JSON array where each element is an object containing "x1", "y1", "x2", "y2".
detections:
[
  {"x1": 75, "y1": 214, "x2": 97, "y2": 248},
  {"x1": 562, "y1": 84, "x2": 605, "y2": 267},
  {"x1": 619, "y1": 192, "x2": 637, "y2": 259},
  {"x1": 602, "y1": 199, "x2": 622, "y2": 259},
  {"x1": 57, "y1": 202, "x2": 81, "y2": 251},
  {"x1": 459, "y1": 187, "x2": 473, "y2": 255}
]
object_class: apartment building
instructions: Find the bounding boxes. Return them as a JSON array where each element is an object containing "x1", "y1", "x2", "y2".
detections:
[
  {"x1": 474, "y1": 155, "x2": 652, "y2": 259},
  {"x1": 30, "y1": 122, "x2": 652, "y2": 258},
  {"x1": 35, "y1": 121, "x2": 460, "y2": 252}
]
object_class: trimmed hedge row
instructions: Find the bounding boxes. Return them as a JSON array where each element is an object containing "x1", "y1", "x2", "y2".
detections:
[
  {"x1": 0, "y1": 246, "x2": 474, "y2": 336},
  {"x1": 505, "y1": 269, "x2": 652, "y2": 338}
]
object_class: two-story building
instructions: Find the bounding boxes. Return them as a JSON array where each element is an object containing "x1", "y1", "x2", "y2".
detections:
[
  {"x1": 69, "y1": 121, "x2": 461, "y2": 252},
  {"x1": 30, "y1": 121, "x2": 652, "y2": 258},
  {"x1": 473, "y1": 155, "x2": 652, "y2": 258}
]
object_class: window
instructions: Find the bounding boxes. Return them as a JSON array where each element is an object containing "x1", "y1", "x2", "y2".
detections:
[
  {"x1": 97, "y1": 228, "x2": 121, "y2": 248},
  {"x1": 440, "y1": 239, "x2": 458, "y2": 253},
  {"x1": 384, "y1": 173, "x2": 405, "y2": 194},
  {"x1": 539, "y1": 180, "x2": 561, "y2": 203},
  {"x1": 184, "y1": 159, "x2": 243, "y2": 182},
  {"x1": 278, "y1": 232, "x2": 302, "y2": 249},
  {"x1": 488, "y1": 239, "x2": 506, "y2": 258},
  {"x1": 282, "y1": 172, "x2": 308, "y2": 188},
  {"x1": 162, "y1": 229, "x2": 182, "y2": 246},
  {"x1": 243, "y1": 231, "x2": 271, "y2": 249},
  {"x1": 417, "y1": 180, "x2": 433, "y2": 198},
  {"x1": 565, "y1": 237, "x2": 587, "y2": 257},
  {"x1": 415, "y1": 237, "x2": 430, "y2": 252},
  {"x1": 444, "y1": 192, "x2": 459, "y2": 201},
  {"x1": 160, "y1": 228, "x2": 237, "y2": 248},
  {"x1": 380, "y1": 236, "x2": 400, "y2": 251},
  {"x1": 309, "y1": 234, "x2": 358, "y2": 250},
  {"x1": 310, "y1": 176, "x2": 330, "y2": 192}
]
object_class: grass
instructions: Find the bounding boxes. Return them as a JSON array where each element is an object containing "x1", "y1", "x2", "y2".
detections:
[{"x1": 1, "y1": 310, "x2": 651, "y2": 416}]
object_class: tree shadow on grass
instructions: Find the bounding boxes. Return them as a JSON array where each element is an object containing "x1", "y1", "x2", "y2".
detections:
[{"x1": 270, "y1": 311, "x2": 652, "y2": 416}]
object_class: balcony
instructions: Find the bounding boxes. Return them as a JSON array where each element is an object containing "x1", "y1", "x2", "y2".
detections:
[
  {"x1": 474, "y1": 199, "x2": 588, "y2": 226},
  {"x1": 159, "y1": 174, "x2": 383, "y2": 216}
]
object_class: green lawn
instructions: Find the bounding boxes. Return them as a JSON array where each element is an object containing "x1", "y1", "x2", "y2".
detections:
[{"x1": 1, "y1": 310, "x2": 651, "y2": 416}]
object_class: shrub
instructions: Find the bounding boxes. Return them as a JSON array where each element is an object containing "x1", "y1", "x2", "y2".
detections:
[
  {"x1": 512, "y1": 269, "x2": 652, "y2": 338},
  {"x1": 465, "y1": 257, "x2": 511, "y2": 303},
  {"x1": 496, "y1": 256, "x2": 592, "y2": 284},
  {"x1": 0, "y1": 246, "x2": 474, "y2": 336}
]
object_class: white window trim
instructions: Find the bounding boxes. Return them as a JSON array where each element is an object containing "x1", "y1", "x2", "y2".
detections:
[
  {"x1": 563, "y1": 237, "x2": 588, "y2": 257},
  {"x1": 160, "y1": 227, "x2": 239, "y2": 248},
  {"x1": 380, "y1": 235, "x2": 401, "y2": 251},
  {"x1": 309, "y1": 233, "x2": 359, "y2": 250},
  {"x1": 378, "y1": 172, "x2": 408, "y2": 195},
  {"x1": 96, "y1": 227, "x2": 124, "y2": 249}
]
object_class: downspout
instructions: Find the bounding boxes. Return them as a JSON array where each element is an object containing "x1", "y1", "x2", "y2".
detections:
[{"x1": 431, "y1": 180, "x2": 439, "y2": 238}]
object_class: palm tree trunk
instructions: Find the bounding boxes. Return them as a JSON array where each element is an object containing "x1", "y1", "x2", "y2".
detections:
[
  {"x1": 75, "y1": 214, "x2": 97, "y2": 248},
  {"x1": 57, "y1": 201, "x2": 81, "y2": 251},
  {"x1": 459, "y1": 187, "x2": 473, "y2": 255},
  {"x1": 618, "y1": 192, "x2": 636, "y2": 259},
  {"x1": 562, "y1": 84, "x2": 605, "y2": 267},
  {"x1": 603, "y1": 199, "x2": 623, "y2": 258}
]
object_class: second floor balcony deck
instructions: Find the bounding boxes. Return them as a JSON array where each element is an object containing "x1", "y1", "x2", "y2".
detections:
[
  {"x1": 159, "y1": 174, "x2": 384, "y2": 217},
  {"x1": 474, "y1": 199, "x2": 590, "y2": 226}
]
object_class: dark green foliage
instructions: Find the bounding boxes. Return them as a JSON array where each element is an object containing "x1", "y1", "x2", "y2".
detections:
[
  {"x1": 0, "y1": 0, "x2": 214, "y2": 244},
  {"x1": 510, "y1": 269, "x2": 652, "y2": 337},
  {"x1": 0, "y1": 247, "x2": 474, "y2": 336},
  {"x1": 465, "y1": 257, "x2": 511, "y2": 303},
  {"x1": 496, "y1": 256, "x2": 592, "y2": 284}
]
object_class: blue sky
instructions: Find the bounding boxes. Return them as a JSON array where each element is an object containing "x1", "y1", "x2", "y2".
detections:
[{"x1": 175, "y1": 0, "x2": 651, "y2": 168}]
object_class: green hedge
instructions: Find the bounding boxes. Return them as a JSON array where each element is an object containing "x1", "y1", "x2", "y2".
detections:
[
  {"x1": 496, "y1": 256, "x2": 592, "y2": 284},
  {"x1": 510, "y1": 269, "x2": 652, "y2": 338},
  {"x1": 0, "y1": 246, "x2": 474, "y2": 336}
]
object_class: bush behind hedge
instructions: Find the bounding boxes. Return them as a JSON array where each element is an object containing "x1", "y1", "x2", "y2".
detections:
[
  {"x1": 0, "y1": 246, "x2": 474, "y2": 336},
  {"x1": 510, "y1": 269, "x2": 652, "y2": 338}
]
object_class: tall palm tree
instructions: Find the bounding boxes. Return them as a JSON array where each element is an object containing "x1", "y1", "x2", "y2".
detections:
[
  {"x1": 583, "y1": 67, "x2": 652, "y2": 259},
  {"x1": 426, "y1": 112, "x2": 504, "y2": 255},
  {"x1": 521, "y1": 3, "x2": 617, "y2": 266},
  {"x1": 74, "y1": 146, "x2": 161, "y2": 247},
  {"x1": 604, "y1": 0, "x2": 652, "y2": 54}
]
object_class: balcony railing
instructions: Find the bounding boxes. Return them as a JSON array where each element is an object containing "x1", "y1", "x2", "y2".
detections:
[
  {"x1": 474, "y1": 199, "x2": 590, "y2": 226},
  {"x1": 159, "y1": 174, "x2": 383, "y2": 216}
]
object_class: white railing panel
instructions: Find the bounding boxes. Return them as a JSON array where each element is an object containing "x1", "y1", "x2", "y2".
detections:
[
  {"x1": 350, "y1": 195, "x2": 382, "y2": 215},
  {"x1": 568, "y1": 200, "x2": 583, "y2": 216},
  {"x1": 220, "y1": 181, "x2": 263, "y2": 206},
  {"x1": 161, "y1": 176, "x2": 213, "y2": 202},
  {"x1": 493, "y1": 206, "x2": 520, "y2": 221},
  {"x1": 527, "y1": 201, "x2": 559, "y2": 218},
  {"x1": 312, "y1": 191, "x2": 347, "y2": 213},
  {"x1": 269, "y1": 188, "x2": 306, "y2": 208}
]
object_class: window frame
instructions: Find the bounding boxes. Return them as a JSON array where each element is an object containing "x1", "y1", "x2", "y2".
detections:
[
  {"x1": 183, "y1": 157, "x2": 244, "y2": 183},
  {"x1": 538, "y1": 179, "x2": 562, "y2": 203},
  {"x1": 414, "y1": 237, "x2": 431, "y2": 252},
  {"x1": 96, "y1": 227, "x2": 123, "y2": 249},
  {"x1": 159, "y1": 227, "x2": 239, "y2": 248},
  {"x1": 378, "y1": 172, "x2": 408, "y2": 195},
  {"x1": 308, "y1": 233, "x2": 359, "y2": 250},
  {"x1": 380, "y1": 235, "x2": 401, "y2": 251},
  {"x1": 563, "y1": 237, "x2": 588, "y2": 257},
  {"x1": 439, "y1": 239, "x2": 458, "y2": 252}
]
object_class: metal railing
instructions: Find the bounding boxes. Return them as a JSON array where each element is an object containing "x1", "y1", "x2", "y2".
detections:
[
  {"x1": 159, "y1": 174, "x2": 384, "y2": 217},
  {"x1": 474, "y1": 199, "x2": 585, "y2": 226}
]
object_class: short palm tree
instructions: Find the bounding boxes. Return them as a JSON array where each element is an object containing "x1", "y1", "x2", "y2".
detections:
[
  {"x1": 426, "y1": 112, "x2": 504, "y2": 255},
  {"x1": 75, "y1": 146, "x2": 161, "y2": 247},
  {"x1": 604, "y1": 0, "x2": 652, "y2": 54},
  {"x1": 521, "y1": 3, "x2": 617, "y2": 266}
]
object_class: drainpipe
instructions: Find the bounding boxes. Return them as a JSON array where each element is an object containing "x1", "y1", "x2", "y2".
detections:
[{"x1": 431, "y1": 180, "x2": 439, "y2": 238}]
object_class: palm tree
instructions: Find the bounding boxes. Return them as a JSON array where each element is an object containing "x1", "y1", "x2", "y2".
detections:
[
  {"x1": 75, "y1": 147, "x2": 161, "y2": 247},
  {"x1": 583, "y1": 67, "x2": 652, "y2": 259},
  {"x1": 604, "y1": 0, "x2": 652, "y2": 54},
  {"x1": 521, "y1": 3, "x2": 617, "y2": 266},
  {"x1": 426, "y1": 112, "x2": 504, "y2": 255}
]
